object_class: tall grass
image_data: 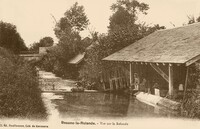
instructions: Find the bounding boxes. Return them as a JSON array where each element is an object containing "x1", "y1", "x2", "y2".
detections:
[{"x1": 0, "y1": 47, "x2": 47, "y2": 119}]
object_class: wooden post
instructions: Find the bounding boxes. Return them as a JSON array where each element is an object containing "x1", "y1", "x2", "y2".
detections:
[
  {"x1": 183, "y1": 67, "x2": 189, "y2": 100},
  {"x1": 101, "y1": 73, "x2": 106, "y2": 91},
  {"x1": 169, "y1": 64, "x2": 174, "y2": 96},
  {"x1": 130, "y1": 63, "x2": 133, "y2": 87},
  {"x1": 110, "y1": 80, "x2": 113, "y2": 91},
  {"x1": 109, "y1": 71, "x2": 113, "y2": 91}
]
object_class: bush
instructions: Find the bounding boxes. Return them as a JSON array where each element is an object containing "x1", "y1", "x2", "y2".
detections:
[
  {"x1": 0, "y1": 47, "x2": 47, "y2": 119},
  {"x1": 37, "y1": 45, "x2": 80, "y2": 79},
  {"x1": 181, "y1": 63, "x2": 200, "y2": 119},
  {"x1": 181, "y1": 90, "x2": 200, "y2": 119}
]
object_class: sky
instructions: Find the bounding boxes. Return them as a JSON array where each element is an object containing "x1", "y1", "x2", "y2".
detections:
[{"x1": 1, "y1": 0, "x2": 200, "y2": 47}]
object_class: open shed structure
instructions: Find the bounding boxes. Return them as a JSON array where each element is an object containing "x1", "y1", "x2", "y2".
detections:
[
  {"x1": 103, "y1": 23, "x2": 200, "y2": 98},
  {"x1": 68, "y1": 52, "x2": 85, "y2": 65}
]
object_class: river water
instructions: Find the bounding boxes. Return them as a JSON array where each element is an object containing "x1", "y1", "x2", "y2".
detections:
[
  {"x1": 42, "y1": 92, "x2": 179, "y2": 121},
  {"x1": 39, "y1": 71, "x2": 179, "y2": 121}
]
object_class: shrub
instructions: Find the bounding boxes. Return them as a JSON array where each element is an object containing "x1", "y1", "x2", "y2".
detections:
[
  {"x1": 0, "y1": 47, "x2": 47, "y2": 119},
  {"x1": 181, "y1": 90, "x2": 200, "y2": 119},
  {"x1": 181, "y1": 63, "x2": 200, "y2": 119}
]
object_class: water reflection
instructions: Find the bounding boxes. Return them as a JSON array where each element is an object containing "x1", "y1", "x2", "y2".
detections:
[{"x1": 43, "y1": 92, "x2": 179, "y2": 119}]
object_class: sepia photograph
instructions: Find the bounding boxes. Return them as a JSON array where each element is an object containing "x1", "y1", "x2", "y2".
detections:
[{"x1": 1, "y1": 0, "x2": 200, "y2": 129}]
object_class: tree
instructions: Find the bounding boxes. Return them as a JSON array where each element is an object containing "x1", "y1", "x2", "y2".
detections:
[
  {"x1": 108, "y1": 0, "x2": 148, "y2": 52},
  {"x1": 39, "y1": 37, "x2": 54, "y2": 47},
  {"x1": 0, "y1": 21, "x2": 27, "y2": 54},
  {"x1": 29, "y1": 42, "x2": 41, "y2": 52},
  {"x1": 39, "y1": 2, "x2": 89, "y2": 78},
  {"x1": 54, "y1": 2, "x2": 89, "y2": 38},
  {"x1": 79, "y1": 0, "x2": 165, "y2": 89},
  {"x1": 54, "y1": 2, "x2": 89, "y2": 57},
  {"x1": 109, "y1": 0, "x2": 149, "y2": 31},
  {"x1": 108, "y1": 0, "x2": 164, "y2": 53},
  {"x1": 64, "y1": 2, "x2": 89, "y2": 31},
  {"x1": 79, "y1": 35, "x2": 110, "y2": 89},
  {"x1": 29, "y1": 36, "x2": 54, "y2": 52}
]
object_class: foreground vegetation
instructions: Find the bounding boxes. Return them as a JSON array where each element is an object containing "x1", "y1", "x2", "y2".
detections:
[
  {"x1": 181, "y1": 90, "x2": 200, "y2": 119},
  {"x1": 180, "y1": 63, "x2": 200, "y2": 119},
  {"x1": 0, "y1": 48, "x2": 47, "y2": 119}
]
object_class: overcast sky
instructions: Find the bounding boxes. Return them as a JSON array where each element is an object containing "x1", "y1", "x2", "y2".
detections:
[{"x1": 1, "y1": 0, "x2": 200, "y2": 46}]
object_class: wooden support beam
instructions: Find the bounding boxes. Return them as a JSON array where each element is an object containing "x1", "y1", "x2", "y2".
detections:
[
  {"x1": 183, "y1": 67, "x2": 189, "y2": 100},
  {"x1": 129, "y1": 63, "x2": 133, "y2": 87},
  {"x1": 150, "y1": 63, "x2": 169, "y2": 82},
  {"x1": 168, "y1": 64, "x2": 174, "y2": 96},
  {"x1": 109, "y1": 80, "x2": 113, "y2": 90}
]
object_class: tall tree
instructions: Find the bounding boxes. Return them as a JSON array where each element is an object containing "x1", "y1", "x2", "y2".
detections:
[
  {"x1": 39, "y1": 2, "x2": 89, "y2": 78},
  {"x1": 109, "y1": 0, "x2": 149, "y2": 31},
  {"x1": 54, "y1": 2, "x2": 89, "y2": 39},
  {"x1": 0, "y1": 21, "x2": 27, "y2": 54},
  {"x1": 108, "y1": 0, "x2": 146, "y2": 52},
  {"x1": 79, "y1": 0, "x2": 165, "y2": 87},
  {"x1": 108, "y1": 0, "x2": 164, "y2": 53},
  {"x1": 29, "y1": 36, "x2": 54, "y2": 52},
  {"x1": 53, "y1": 2, "x2": 89, "y2": 60}
]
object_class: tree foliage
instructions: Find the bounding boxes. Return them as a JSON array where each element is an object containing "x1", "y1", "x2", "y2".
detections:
[
  {"x1": 0, "y1": 21, "x2": 27, "y2": 54},
  {"x1": 54, "y1": 2, "x2": 89, "y2": 57},
  {"x1": 0, "y1": 47, "x2": 46, "y2": 119},
  {"x1": 64, "y1": 2, "x2": 89, "y2": 31},
  {"x1": 54, "y1": 2, "x2": 89, "y2": 39},
  {"x1": 109, "y1": 0, "x2": 149, "y2": 30},
  {"x1": 39, "y1": 37, "x2": 54, "y2": 47},
  {"x1": 79, "y1": 0, "x2": 165, "y2": 87},
  {"x1": 108, "y1": 0, "x2": 164, "y2": 53},
  {"x1": 39, "y1": 2, "x2": 89, "y2": 78},
  {"x1": 181, "y1": 63, "x2": 200, "y2": 119},
  {"x1": 29, "y1": 36, "x2": 54, "y2": 52}
]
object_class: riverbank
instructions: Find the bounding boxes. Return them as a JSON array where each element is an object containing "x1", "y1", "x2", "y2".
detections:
[{"x1": 0, "y1": 48, "x2": 46, "y2": 119}]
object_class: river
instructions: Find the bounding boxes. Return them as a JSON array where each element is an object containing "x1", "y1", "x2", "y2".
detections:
[
  {"x1": 42, "y1": 92, "x2": 179, "y2": 121},
  {"x1": 40, "y1": 71, "x2": 179, "y2": 121}
]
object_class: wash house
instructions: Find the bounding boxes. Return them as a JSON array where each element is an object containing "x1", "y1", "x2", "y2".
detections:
[{"x1": 102, "y1": 23, "x2": 200, "y2": 98}]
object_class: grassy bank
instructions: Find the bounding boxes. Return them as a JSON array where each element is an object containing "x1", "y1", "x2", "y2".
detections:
[{"x1": 0, "y1": 47, "x2": 47, "y2": 119}]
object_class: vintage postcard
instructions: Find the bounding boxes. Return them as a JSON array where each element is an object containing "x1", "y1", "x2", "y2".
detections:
[{"x1": 0, "y1": 0, "x2": 200, "y2": 129}]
